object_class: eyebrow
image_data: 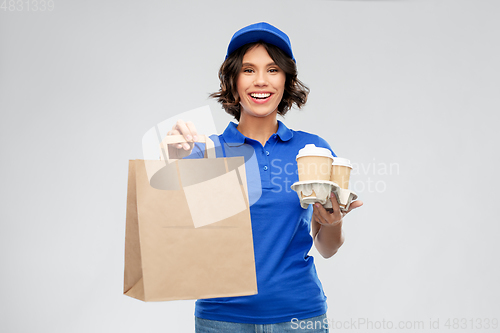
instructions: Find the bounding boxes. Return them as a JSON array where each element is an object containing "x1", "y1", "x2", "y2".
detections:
[{"x1": 242, "y1": 62, "x2": 277, "y2": 67}]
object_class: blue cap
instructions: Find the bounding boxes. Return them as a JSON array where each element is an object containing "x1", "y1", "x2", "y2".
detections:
[{"x1": 226, "y1": 22, "x2": 295, "y2": 62}]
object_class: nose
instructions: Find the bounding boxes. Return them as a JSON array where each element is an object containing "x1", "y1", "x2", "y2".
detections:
[{"x1": 254, "y1": 71, "x2": 268, "y2": 87}]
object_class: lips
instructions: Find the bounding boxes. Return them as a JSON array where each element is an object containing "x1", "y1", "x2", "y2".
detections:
[
  {"x1": 249, "y1": 92, "x2": 273, "y2": 104},
  {"x1": 250, "y1": 92, "x2": 271, "y2": 99}
]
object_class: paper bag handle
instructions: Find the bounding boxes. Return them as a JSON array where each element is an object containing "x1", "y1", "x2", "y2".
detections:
[{"x1": 159, "y1": 135, "x2": 216, "y2": 160}]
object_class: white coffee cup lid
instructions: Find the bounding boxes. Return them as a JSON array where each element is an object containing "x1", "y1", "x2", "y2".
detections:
[
  {"x1": 296, "y1": 144, "x2": 334, "y2": 160},
  {"x1": 332, "y1": 157, "x2": 352, "y2": 168}
]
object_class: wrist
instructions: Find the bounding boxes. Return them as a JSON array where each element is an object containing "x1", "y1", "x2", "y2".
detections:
[{"x1": 319, "y1": 218, "x2": 343, "y2": 228}]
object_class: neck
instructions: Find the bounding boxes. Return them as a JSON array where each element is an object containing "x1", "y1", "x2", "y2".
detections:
[{"x1": 237, "y1": 112, "x2": 279, "y2": 146}]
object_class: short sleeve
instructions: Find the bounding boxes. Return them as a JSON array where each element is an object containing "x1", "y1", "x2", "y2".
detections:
[{"x1": 315, "y1": 135, "x2": 337, "y2": 157}]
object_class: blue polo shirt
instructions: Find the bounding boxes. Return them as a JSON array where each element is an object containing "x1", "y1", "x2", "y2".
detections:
[{"x1": 192, "y1": 121, "x2": 336, "y2": 324}]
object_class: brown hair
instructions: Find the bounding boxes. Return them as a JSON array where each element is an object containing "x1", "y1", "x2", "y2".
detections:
[{"x1": 210, "y1": 42, "x2": 310, "y2": 121}]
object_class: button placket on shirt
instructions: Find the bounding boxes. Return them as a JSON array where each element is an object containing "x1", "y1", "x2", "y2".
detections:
[
  {"x1": 263, "y1": 136, "x2": 276, "y2": 173},
  {"x1": 263, "y1": 135, "x2": 281, "y2": 191},
  {"x1": 262, "y1": 147, "x2": 269, "y2": 172}
]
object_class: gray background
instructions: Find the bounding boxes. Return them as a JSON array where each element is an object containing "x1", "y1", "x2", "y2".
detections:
[{"x1": 1, "y1": 0, "x2": 499, "y2": 332}]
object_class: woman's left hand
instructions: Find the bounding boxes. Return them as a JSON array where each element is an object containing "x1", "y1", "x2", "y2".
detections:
[{"x1": 312, "y1": 192, "x2": 363, "y2": 227}]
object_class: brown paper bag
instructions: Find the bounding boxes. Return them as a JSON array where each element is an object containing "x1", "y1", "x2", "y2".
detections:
[{"x1": 124, "y1": 135, "x2": 257, "y2": 301}]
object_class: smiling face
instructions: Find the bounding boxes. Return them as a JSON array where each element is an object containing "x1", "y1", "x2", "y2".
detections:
[{"x1": 236, "y1": 44, "x2": 286, "y2": 120}]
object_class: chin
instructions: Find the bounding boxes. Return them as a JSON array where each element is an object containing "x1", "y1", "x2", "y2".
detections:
[{"x1": 241, "y1": 107, "x2": 278, "y2": 119}]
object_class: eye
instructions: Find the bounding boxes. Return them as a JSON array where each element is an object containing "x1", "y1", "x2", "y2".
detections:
[
  {"x1": 243, "y1": 68, "x2": 254, "y2": 73},
  {"x1": 269, "y1": 68, "x2": 279, "y2": 73}
]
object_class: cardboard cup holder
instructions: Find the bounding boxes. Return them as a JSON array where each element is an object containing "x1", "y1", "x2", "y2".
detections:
[
  {"x1": 291, "y1": 180, "x2": 357, "y2": 211},
  {"x1": 323, "y1": 187, "x2": 358, "y2": 212}
]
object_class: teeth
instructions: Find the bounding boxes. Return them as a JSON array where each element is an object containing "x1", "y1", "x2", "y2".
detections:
[{"x1": 251, "y1": 93, "x2": 271, "y2": 99}]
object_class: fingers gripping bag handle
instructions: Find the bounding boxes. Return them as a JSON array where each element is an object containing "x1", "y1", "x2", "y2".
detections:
[{"x1": 159, "y1": 135, "x2": 216, "y2": 161}]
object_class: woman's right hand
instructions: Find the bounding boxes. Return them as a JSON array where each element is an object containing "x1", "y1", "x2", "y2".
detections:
[{"x1": 166, "y1": 120, "x2": 198, "y2": 159}]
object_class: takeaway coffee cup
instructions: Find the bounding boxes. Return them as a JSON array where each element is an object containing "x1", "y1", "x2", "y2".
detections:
[
  {"x1": 330, "y1": 157, "x2": 352, "y2": 189},
  {"x1": 296, "y1": 144, "x2": 334, "y2": 182}
]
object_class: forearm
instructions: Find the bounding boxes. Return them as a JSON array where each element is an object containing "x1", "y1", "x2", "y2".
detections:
[{"x1": 314, "y1": 220, "x2": 345, "y2": 258}]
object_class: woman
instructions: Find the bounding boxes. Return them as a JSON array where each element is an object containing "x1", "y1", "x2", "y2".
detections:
[{"x1": 168, "y1": 22, "x2": 363, "y2": 332}]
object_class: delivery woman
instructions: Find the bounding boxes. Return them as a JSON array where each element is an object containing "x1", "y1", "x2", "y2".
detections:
[{"x1": 167, "y1": 22, "x2": 362, "y2": 332}]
